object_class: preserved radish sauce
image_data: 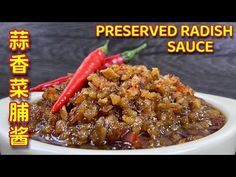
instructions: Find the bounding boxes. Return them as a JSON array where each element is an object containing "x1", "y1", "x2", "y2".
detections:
[{"x1": 29, "y1": 65, "x2": 226, "y2": 149}]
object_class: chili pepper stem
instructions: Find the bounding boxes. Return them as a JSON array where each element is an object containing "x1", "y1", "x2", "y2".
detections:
[
  {"x1": 121, "y1": 43, "x2": 147, "y2": 63},
  {"x1": 100, "y1": 40, "x2": 109, "y2": 54}
]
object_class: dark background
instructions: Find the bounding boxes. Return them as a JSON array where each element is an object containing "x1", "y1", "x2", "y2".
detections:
[{"x1": 0, "y1": 22, "x2": 236, "y2": 99}]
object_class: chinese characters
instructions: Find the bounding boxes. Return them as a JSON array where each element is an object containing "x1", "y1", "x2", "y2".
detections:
[
  {"x1": 9, "y1": 30, "x2": 30, "y2": 51},
  {"x1": 9, "y1": 54, "x2": 29, "y2": 74},
  {"x1": 8, "y1": 29, "x2": 31, "y2": 147}
]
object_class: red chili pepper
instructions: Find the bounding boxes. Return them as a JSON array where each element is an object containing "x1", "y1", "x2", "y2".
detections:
[
  {"x1": 51, "y1": 41, "x2": 109, "y2": 113},
  {"x1": 122, "y1": 132, "x2": 138, "y2": 143},
  {"x1": 122, "y1": 132, "x2": 148, "y2": 148},
  {"x1": 100, "y1": 43, "x2": 147, "y2": 69},
  {"x1": 30, "y1": 74, "x2": 73, "y2": 92},
  {"x1": 176, "y1": 84, "x2": 186, "y2": 93},
  {"x1": 30, "y1": 43, "x2": 147, "y2": 92}
]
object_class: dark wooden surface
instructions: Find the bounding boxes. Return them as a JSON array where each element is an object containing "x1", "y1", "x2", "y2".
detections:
[{"x1": 0, "y1": 22, "x2": 236, "y2": 99}]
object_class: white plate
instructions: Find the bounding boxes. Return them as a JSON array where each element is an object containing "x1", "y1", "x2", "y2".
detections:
[{"x1": 1, "y1": 92, "x2": 236, "y2": 155}]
